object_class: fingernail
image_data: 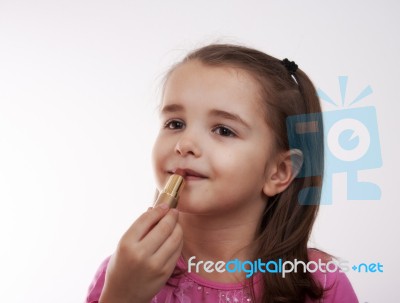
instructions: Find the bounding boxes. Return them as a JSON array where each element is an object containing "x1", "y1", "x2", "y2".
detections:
[{"x1": 158, "y1": 203, "x2": 169, "y2": 210}]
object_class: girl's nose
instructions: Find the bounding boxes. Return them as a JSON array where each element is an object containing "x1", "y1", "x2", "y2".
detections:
[{"x1": 175, "y1": 134, "x2": 201, "y2": 157}]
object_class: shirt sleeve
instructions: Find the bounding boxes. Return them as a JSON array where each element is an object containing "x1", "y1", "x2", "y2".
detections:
[
  {"x1": 307, "y1": 249, "x2": 359, "y2": 303},
  {"x1": 321, "y1": 270, "x2": 359, "y2": 303},
  {"x1": 85, "y1": 256, "x2": 111, "y2": 303}
]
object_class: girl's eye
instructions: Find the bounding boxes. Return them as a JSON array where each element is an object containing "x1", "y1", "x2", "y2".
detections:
[
  {"x1": 164, "y1": 120, "x2": 184, "y2": 129},
  {"x1": 213, "y1": 125, "x2": 236, "y2": 137}
]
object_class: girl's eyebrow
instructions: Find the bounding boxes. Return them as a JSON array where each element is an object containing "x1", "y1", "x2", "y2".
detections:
[
  {"x1": 161, "y1": 103, "x2": 250, "y2": 129},
  {"x1": 209, "y1": 109, "x2": 250, "y2": 129},
  {"x1": 161, "y1": 103, "x2": 184, "y2": 114}
]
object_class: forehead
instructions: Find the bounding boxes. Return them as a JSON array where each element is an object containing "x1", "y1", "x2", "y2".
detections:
[{"x1": 162, "y1": 60, "x2": 264, "y2": 115}]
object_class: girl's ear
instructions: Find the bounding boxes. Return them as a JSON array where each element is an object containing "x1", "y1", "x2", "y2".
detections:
[{"x1": 263, "y1": 149, "x2": 303, "y2": 196}]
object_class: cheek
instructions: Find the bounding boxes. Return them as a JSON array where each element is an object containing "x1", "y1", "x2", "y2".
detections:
[
  {"x1": 151, "y1": 136, "x2": 168, "y2": 174},
  {"x1": 151, "y1": 137, "x2": 160, "y2": 165},
  {"x1": 211, "y1": 150, "x2": 250, "y2": 182},
  {"x1": 210, "y1": 150, "x2": 235, "y2": 171},
  {"x1": 218, "y1": 146, "x2": 268, "y2": 180}
]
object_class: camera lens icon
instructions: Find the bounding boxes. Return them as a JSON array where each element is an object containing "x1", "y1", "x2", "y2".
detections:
[{"x1": 327, "y1": 118, "x2": 370, "y2": 162}]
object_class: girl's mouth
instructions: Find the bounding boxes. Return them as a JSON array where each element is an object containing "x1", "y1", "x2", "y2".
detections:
[{"x1": 169, "y1": 168, "x2": 207, "y2": 180}]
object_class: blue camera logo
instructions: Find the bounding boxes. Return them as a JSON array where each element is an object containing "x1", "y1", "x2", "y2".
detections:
[{"x1": 287, "y1": 76, "x2": 382, "y2": 205}]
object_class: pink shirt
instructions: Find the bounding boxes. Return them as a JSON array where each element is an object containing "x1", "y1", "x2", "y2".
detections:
[{"x1": 86, "y1": 251, "x2": 358, "y2": 303}]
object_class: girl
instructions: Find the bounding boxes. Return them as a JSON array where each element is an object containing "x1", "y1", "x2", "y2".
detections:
[{"x1": 86, "y1": 44, "x2": 358, "y2": 302}]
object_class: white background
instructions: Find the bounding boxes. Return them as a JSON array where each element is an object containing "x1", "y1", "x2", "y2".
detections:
[{"x1": 1, "y1": 1, "x2": 399, "y2": 302}]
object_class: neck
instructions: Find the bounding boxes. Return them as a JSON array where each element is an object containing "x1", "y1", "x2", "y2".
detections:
[{"x1": 178, "y1": 205, "x2": 264, "y2": 282}]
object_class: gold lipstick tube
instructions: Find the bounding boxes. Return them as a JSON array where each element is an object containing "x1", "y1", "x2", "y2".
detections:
[{"x1": 153, "y1": 174, "x2": 185, "y2": 208}]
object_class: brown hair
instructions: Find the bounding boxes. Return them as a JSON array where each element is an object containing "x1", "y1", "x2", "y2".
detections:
[{"x1": 164, "y1": 44, "x2": 326, "y2": 302}]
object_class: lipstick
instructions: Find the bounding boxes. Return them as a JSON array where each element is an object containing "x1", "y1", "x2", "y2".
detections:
[{"x1": 153, "y1": 174, "x2": 185, "y2": 208}]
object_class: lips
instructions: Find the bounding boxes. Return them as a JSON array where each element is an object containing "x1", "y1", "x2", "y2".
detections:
[{"x1": 169, "y1": 168, "x2": 207, "y2": 179}]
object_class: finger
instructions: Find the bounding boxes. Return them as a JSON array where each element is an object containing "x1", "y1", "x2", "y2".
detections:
[
  {"x1": 125, "y1": 204, "x2": 170, "y2": 242},
  {"x1": 152, "y1": 220, "x2": 183, "y2": 263},
  {"x1": 140, "y1": 208, "x2": 179, "y2": 253},
  {"x1": 157, "y1": 237, "x2": 183, "y2": 277}
]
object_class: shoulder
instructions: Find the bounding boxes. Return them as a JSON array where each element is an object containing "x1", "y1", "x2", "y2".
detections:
[
  {"x1": 86, "y1": 256, "x2": 112, "y2": 303},
  {"x1": 307, "y1": 249, "x2": 359, "y2": 303}
]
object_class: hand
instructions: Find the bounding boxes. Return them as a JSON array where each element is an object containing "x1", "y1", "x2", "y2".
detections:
[{"x1": 99, "y1": 204, "x2": 183, "y2": 303}]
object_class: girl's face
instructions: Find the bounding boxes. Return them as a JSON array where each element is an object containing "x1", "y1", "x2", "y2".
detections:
[{"x1": 152, "y1": 60, "x2": 277, "y2": 215}]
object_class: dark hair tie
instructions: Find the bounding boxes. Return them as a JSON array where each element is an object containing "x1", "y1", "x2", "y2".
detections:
[{"x1": 281, "y1": 58, "x2": 298, "y2": 74}]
